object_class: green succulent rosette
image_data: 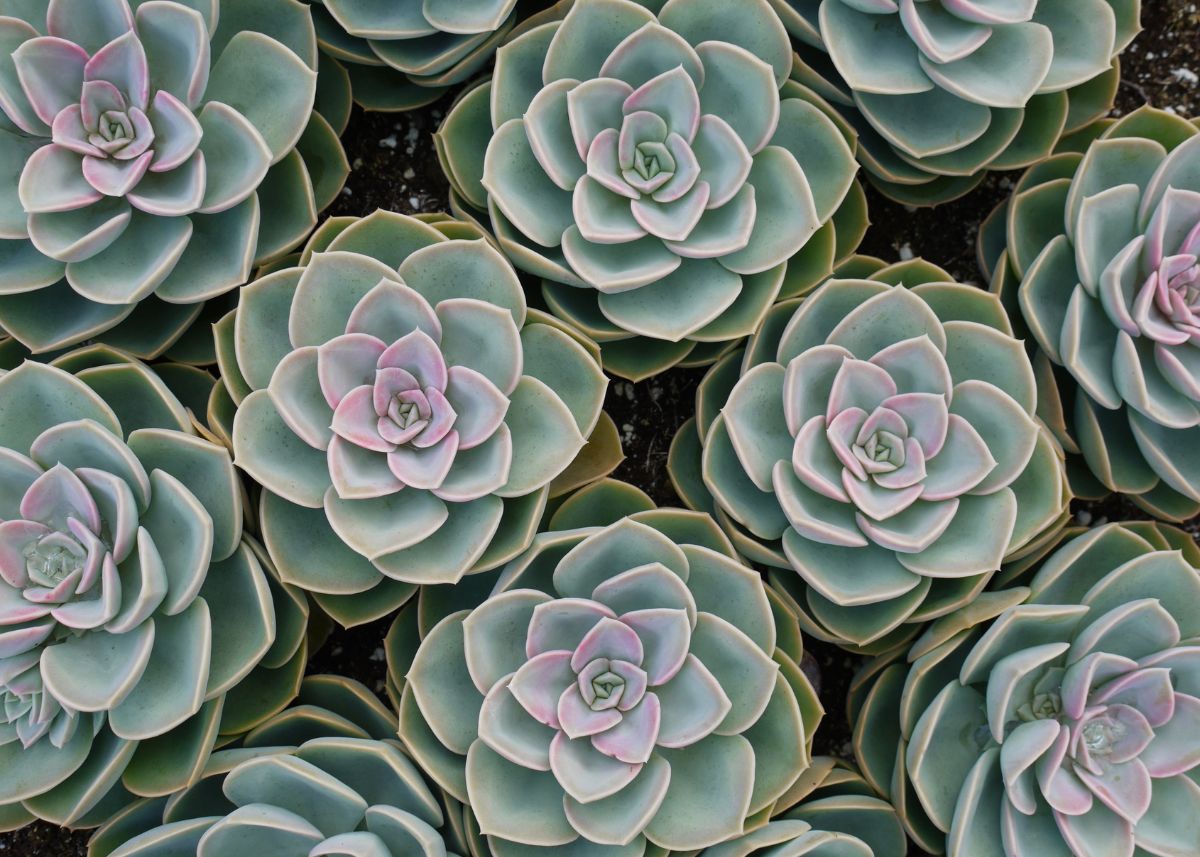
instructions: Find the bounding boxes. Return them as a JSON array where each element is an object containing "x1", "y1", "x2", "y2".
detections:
[
  {"x1": 980, "y1": 107, "x2": 1200, "y2": 522},
  {"x1": 436, "y1": 0, "x2": 869, "y2": 381},
  {"x1": 850, "y1": 522, "x2": 1200, "y2": 857},
  {"x1": 0, "y1": 352, "x2": 308, "y2": 832},
  {"x1": 303, "y1": 0, "x2": 535, "y2": 114},
  {"x1": 397, "y1": 485, "x2": 823, "y2": 855},
  {"x1": 769, "y1": 0, "x2": 1140, "y2": 205},
  {"x1": 668, "y1": 260, "x2": 1070, "y2": 655},
  {"x1": 88, "y1": 674, "x2": 474, "y2": 857},
  {"x1": 386, "y1": 478, "x2": 813, "y2": 857},
  {"x1": 391, "y1": 536, "x2": 899, "y2": 857},
  {"x1": 222, "y1": 210, "x2": 615, "y2": 629},
  {"x1": 382, "y1": 478, "x2": 664, "y2": 712},
  {"x1": 0, "y1": 0, "x2": 348, "y2": 358}
]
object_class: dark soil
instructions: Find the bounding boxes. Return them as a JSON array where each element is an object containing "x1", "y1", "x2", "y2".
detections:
[{"x1": 9, "y1": 3, "x2": 1199, "y2": 854}]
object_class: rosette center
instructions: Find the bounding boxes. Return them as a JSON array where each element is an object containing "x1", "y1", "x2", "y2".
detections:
[{"x1": 23, "y1": 531, "x2": 86, "y2": 587}]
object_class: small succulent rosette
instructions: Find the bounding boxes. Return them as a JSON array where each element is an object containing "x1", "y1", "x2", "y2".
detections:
[
  {"x1": 399, "y1": 501, "x2": 823, "y2": 855},
  {"x1": 668, "y1": 261, "x2": 1070, "y2": 655},
  {"x1": 223, "y1": 211, "x2": 612, "y2": 628},
  {"x1": 849, "y1": 522, "x2": 1200, "y2": 857},
  {"x1": 769, "y1": 0, "x2": 1140, "y2": 205},
  {"x1": 0, "y1": 354, "x2": 308, "y2": 831},
  {"x1": 980, "y1": 107, "x2": 1200, "y2": 523},
  {"x1": 0, "y1": 0, "x2": 348, "y2": 357},
  {"x1": 89, "y1": 674, "x2": 472, "y2": 857},
  {"x1": 381, "y1": 477, "x2": 662, "y2": 712},
  {"x1": 437, "y1": 0, "x2": 869, "y2": 381},
  {"x1": 305, "y1": 0, "x2": 527, "y2": 113},
  {"x1": 701, "y1": 757, "x2": 907, "y2": 857}
]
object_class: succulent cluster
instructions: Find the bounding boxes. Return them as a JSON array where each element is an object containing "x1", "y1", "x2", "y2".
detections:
[
  {"x1": 437, "y1": 0, "x2": 867, "y2": 379},
  {"x1": 670, "y1": 264, "x2": 1069, "y2": 652},
  {"x1": 1, "y1": 2, "x2": 1197, "y2": 857},
  {"x1": 0, "y1": 355, "x2": 306, "y2": 829},
  {"x1": 772, "y1": 0, "x2": 1141, "y2": 204},
  {"x1": 983, "y1": 106, "x2": 1200, "y2": 522},
  {"x1": 0, "y1": 0, "x2": 346, "y2": 357},
  {"x1": 851, "y1": 522, "x2": 1200, "y2": 856}
]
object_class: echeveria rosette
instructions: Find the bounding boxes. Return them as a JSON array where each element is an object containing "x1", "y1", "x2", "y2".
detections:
[
  {"x1": 982, "y1": 107, "x2": 1200, "y2": 522},
  {"x1": 380, "y1": 477, "x2": 671, "y2": 742},
  {"x1": 226, "y1": 211, "x2": 610, "y2": 629},
  {"x1": 668, "y1": 266, "x2": 1069, "y2": 654},
  {"x1": 437, "y1": 0, "x2": 867, "y2": 381},
  {"x1": 0, "y1": 0, "x2": 348, "y2": 357},
  {"x1": 401, "y1": 509, "x2": 821, "y2": 855},
  {"x1": 850, "y1": 522, "x2": 1200, "y2": 857},
  {"x1": 770, "y1": 0, "x2": 1140, "y2": 205},
  {"x1": 305, "y1": 0, "x2": 525, "y2": 112},
  {"x1": 89, "y1": 674, "x2": 470, "y2": 857},
  {"x1": 0, "y1": 355, "x2": 309, "y2": 831}
]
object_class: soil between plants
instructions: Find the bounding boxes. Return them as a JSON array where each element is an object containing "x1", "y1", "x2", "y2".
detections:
[{"x1": 8, "y1": 4, "x2": 1199, "y2": 853}]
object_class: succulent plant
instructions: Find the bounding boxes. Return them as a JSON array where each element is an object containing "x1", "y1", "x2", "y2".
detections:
[
  {"x1": 0, "y1": 353, "x2": 308, "y2": 831},
  {"x1": 668, "y1": 262, "x2": 1070, "y2": 653},
  {"x1": 400, "y1": 502, "x2": 822, "y2": 854},
  {"x1": 437, "y1": 0, "x2": 868, "y2": 380},
  {"x1": 89, "y1": 674, "x2": 471, "y2": 857},
  {"x1": 304, "y1": 0, "x2": 527, "y2": 112},
  {"x1": 0, "y1": 0, "x2": 348, "y2": 357},
  {"x1": 703, "y1": 757, "x2": 906, "y2": 857},
  {"x1": 383, "y1": 477, "x2": 663, "y2": 711},
  {"x1": 769, "y1": 0, "x2": 1140, "y2": 205},
  {"x1": 223, "y1": 210, "x2": 612, "y2": 628},
  {"x1": 980, "y1": 107, "x2": 1200, "y2": 523},
  {"x1": 850, "y1": 521, "x2": 1200, "y2": 857}
]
